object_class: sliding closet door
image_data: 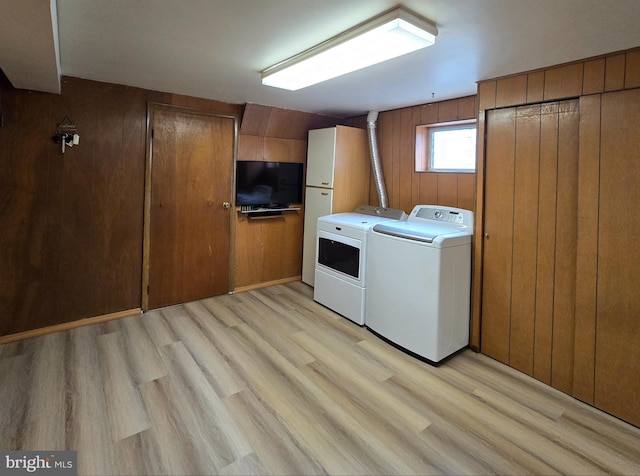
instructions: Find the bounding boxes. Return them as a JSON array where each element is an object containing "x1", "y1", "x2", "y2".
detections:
[
  {"x1": 481, "y1": 100, "x2": 579, "y2": 385},
  {"x1": 480, "y1": 107, "x2": 516, "y2": 365},
  {"x1": 595, "y1": 89, "x2": 640, "y2": 427}
]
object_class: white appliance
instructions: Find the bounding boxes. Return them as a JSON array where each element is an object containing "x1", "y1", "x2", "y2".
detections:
[
  {"x1": 302, "y1": 126, "x2": 370, "y2": 286},
  {"x1": 314, "y1": 205, "x2": 407, "y2": 325},
  {"x1": 365, "y1": 205, "x2": 474, "y2": 364}
]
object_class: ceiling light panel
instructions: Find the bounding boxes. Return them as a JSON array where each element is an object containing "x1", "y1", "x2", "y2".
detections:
[{"x1": 261, "y1": 7, "x2": 438, "y2": 91}]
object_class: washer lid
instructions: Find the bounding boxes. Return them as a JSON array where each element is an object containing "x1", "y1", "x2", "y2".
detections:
[{"x1": 372, "y1": 221, "x2": 471, "y2": 243}]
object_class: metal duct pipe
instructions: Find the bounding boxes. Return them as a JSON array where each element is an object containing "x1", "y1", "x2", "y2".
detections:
[{"x1": 366, "y1": 111, "x2": 389, "y2": 208}]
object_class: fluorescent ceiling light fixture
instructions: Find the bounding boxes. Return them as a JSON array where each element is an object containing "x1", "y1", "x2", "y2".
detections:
[{"x1": 261, "y1": 7, "x2": 438, "y2": 91}]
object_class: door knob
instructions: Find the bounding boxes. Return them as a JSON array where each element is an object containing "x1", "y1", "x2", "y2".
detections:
[
  {"x1": 223, "y1": 201, "x2": 231, "y2": 209},
  {"x1": 485, "y1": 233, "x2": 490, "y2": 239}
]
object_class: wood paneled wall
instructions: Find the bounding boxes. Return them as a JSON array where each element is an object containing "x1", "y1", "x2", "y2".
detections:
[
  {"x1": 473, "y1": 46, "x2": 640, "y2": 426},
  {"x1": 235, "y1": 104, "x2": 341, "y2": 291},
  {"x1": 473, "y1": 46, "x2": 640, "y2": 350},
  {"x1": 347, "y1": 96, "x2": 477, "y2": 214},
  {"x1": 0, "y1": 75, "x2": 241, "y2": 337}
]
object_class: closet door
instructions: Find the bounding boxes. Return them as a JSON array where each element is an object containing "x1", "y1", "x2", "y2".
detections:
[
  {"x1": 481, "y1": 107, "x2": 516, "y2": 365},
  {"x1": 595, "y1": 89, "x2": 640, "y2": 427},
  {"x1": 481, "y1": 100, "x2": 579, "y2": 384}
]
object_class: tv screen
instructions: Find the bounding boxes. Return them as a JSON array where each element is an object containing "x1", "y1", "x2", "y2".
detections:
[{"x1": 236, "y1": 161, "x2": 304, "y2": 207}]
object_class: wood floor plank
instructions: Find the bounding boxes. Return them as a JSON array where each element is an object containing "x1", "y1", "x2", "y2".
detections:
[
  {"x1": 117, "y1": 315, "x2": 168, "y2": 383},
  {"x1": 225, "y1": 293, "x2": 316, "y2": 367},
  {"x1": 97, "y1": 331, "x2": 151, "y2": 442},
  {"x1": 1, "y1": 281, "x2": 639, "y2": 475},
  {"x1": 292, "y1": 331, "x2": 430, "y2": 432},
  {"x1": 222, "y1": 390, "x2": 326, "y2": 475},
  {"x1": 141, "y1": 309, "x2": 179, "y2": 347},
  {"x1": 67, "y1": 325, "x2": 119, "y2": 475},
  {"x1": 0, "y1": 352, "x2": 31, "y2": 449},
  {"x1": 169, "y1": 303, "x2": 246, "y2": 397},
  {"x1": 138, "y1": 377, "x2": 216, "y2": 475},
  {"x1": 157, "y1": 341, "x2": 253, "y2": 471},
  {"x1": 18, "y1": 332, "x2": 67, "y2": 450}
]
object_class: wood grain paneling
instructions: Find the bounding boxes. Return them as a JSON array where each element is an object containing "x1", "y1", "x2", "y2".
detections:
[
  {"x1": 457, "y1": 173, "x2": 475, "y2": 212},
  {"x1": 476, "y1": 46, "x2": 640, "y2": 427},
  {"x1": 0, "y1": 78, "x2": 160, "y2": 336},
  {"x1": 240, "y1": 103, "x2": 339, "y2": 140},
  {"x1": 436, "y1": 174, "x2": 458, "y2": 208},
  {"x1": 544, "y1": 63, "x2": 584, "y2": 100},
  {"x1": 496, "y1": 75, "x2": 528, "y2": 108},
  {"x1": 0, "y1": 76, "x2": 250, "y2": 337},
  {"x1": 527, "y1": 71, "x2": 545, "y2": 103},
  {"x1": 595, "y1": 89, "x2": 640, "y2": 427},
  {"x1": 352, "y1": 95, "x2": 477, "y2": 214},
  {"x1": 583, "y1": 58, "x2": 606, "y2": 95},
  {"x1": 437, "y1": 99, "x2": 459, "y2": 122},
  {"x1": 478, "y1": 81, "x2": 497, "y2": 110},
  {"x1": 234, "y1": 105, "x2": 333, "y2": 290},
  {"x1": 604, "y1": 54, "x2": 626, "y2": 91},
  {"x1": 625, "y1": 49, "x2": 640, "y2": 88},
  {"x1": 457, "y1": 96, "x2": 477, "y2": 120}
]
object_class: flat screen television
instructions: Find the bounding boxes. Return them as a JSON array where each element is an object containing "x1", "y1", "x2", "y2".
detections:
[{"x1": 235, "y1": 160, "x2": 304, "y2": 208}]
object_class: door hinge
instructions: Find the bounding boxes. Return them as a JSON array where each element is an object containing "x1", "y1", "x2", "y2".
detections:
[
  {"x1": 151, "y1": 128, "x2": 155, "y2": 139},
  {"x1": 147, "y1": 284, "x2": 150, "y2": 294}
]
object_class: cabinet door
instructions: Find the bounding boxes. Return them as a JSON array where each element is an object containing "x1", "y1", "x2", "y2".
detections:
[
  {"x1": 302, "y1": 187, "x2": 333, "y2": 286},
  {"x1": 306, "y1": 128, "x2": 336, "y2": 189}
]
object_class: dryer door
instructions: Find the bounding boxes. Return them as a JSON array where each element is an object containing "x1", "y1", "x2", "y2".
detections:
[{"x1": 316, "y1": 230, "x2": 362, "y2": 284}]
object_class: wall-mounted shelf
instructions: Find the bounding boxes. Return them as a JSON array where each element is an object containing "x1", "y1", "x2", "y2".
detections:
[{"x1": 238, "y1": 207, "x2": 301, "y2": 219}]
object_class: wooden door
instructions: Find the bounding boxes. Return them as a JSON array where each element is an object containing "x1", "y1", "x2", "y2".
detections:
[
  {"x1": 146, "y1": 107, "x2": 235, "y2": 309},
  {"x1": 595, "y1": 89, "x2": 640, "y2": 427},
  {"x1": 481, "y1": 100, "x2": 579, "y2": 386}
]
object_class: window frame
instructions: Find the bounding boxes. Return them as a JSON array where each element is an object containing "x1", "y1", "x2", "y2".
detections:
[{"x1": 415, "y1": 119, "x2": 477, "y2": 173}]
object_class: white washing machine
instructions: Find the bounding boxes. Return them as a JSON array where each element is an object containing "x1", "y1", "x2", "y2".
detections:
[
  {"x1": 314, "y1": 205, "x2": 407, "y2": 325},
  {"x1": 365, "y1": 205, "x2": 473, "y2": 364}
]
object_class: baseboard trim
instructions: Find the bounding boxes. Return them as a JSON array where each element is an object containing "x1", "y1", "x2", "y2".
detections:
[
  {"x1": 233, "y1": 276, "x2": 301, "y2": 293},
  {"x1": 0, "y1": 308, "x2": 142, "y2": 345}
]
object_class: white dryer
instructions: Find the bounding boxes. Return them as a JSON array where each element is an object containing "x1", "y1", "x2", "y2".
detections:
[
  {"x1": 365, "y1": 205, "x2": 473, "y2": 364},
  {"x1": 314, "y1": 205, "x2": 406, "y2": 325}
]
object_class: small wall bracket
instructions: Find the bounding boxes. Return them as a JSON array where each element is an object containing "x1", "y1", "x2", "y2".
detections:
[{"x1": 53, "y1": 116, "x2": 80, "y2": 153}]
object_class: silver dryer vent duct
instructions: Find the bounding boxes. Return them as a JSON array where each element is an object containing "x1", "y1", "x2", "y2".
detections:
[{"x1": 366, "y1": 111, "x2": 388, "y2": 208}]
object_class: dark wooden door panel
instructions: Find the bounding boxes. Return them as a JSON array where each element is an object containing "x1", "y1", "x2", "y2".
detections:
[{"x1": 148, "y1": 108, "x2": 233, "y2": 309}]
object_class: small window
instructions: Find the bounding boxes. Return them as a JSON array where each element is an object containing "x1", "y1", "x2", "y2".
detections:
[{"x1": 416, "y1": 120, "x2": 476, "y2": 172}]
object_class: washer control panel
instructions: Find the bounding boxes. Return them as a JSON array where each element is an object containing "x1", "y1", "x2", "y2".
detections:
[{"x1": 413, "y1": 206, "x2": 473, "y2": 228}]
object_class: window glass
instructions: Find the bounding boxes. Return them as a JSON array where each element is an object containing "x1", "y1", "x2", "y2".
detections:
[
  {"x1": 415, "y1": 120, "x2": 477, "y2": 172},
  {"x1": 430, "y1": 125, "x2": 476, "y2": 171}
]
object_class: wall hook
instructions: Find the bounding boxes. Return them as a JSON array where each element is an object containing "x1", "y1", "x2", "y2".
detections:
[{"x1": 53, "y1": 116, "x2": 80, "y2": 153}]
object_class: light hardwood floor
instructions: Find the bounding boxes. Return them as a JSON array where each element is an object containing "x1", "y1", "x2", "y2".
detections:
[{"x1": 1, "y1": 282, "x2": 640, "y2": 475}]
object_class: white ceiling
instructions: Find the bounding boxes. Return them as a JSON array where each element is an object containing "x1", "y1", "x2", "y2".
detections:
[{"x1": 2, "y1": 0, "x2": 640, "y2": 118}]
